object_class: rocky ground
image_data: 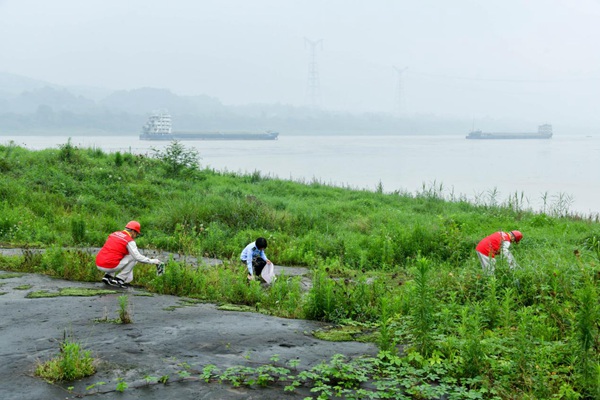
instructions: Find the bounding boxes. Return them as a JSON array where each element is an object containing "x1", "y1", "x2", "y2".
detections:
[{"x1": 0, "y1": 252, "x2": 377, "y2": 400}]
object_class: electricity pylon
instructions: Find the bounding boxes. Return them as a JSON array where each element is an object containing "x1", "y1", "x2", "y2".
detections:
[
  {"x1": 393, "y1": 66, "x2": 408, "y2": 115},
  {"x1": 305, "y1": 37, "x2": 323, "y2": 109}
]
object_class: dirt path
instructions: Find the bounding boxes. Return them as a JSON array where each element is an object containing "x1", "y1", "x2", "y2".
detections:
[{"x1": 0, "y1": 267, "x2": 376, "y2": 399}]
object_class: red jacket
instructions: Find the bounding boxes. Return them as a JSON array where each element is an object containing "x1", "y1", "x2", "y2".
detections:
[
  {"x1": 95, "y1": 230, "x2": 134, "y2": 269},
  {"x1": 476, "y1": 232, "x2": 511, "y2": 258}
]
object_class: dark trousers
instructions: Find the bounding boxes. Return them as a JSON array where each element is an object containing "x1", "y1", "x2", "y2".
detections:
[{"x1": 243, "y1": 257, "x2": 266, "y2": 276}]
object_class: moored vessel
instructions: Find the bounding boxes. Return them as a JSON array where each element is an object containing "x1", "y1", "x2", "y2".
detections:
[
  {"x1": 466, "y1": 124, "x2": 553, "y2": 140},
  {"x1": 139, "y1": 112, "x2": 279, "y2": 141}
]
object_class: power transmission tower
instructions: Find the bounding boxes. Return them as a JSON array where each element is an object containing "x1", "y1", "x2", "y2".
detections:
[
  {"x1": 304, "y1": 37, "x2": 323, "y2": 109},
  {"x1": 393, "y1": 66, "x2": 408, "y2": 115}
]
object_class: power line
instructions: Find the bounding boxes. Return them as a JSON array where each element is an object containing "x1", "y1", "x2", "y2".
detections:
[{"x1": 407, "y1": 70, "x2": 600, "y2": 83}]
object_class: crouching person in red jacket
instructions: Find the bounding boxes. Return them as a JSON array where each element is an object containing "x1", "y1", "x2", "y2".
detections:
[
  {"x1": 475, "y1": 230, "x2": 523, "y2": 275},
  {"x1": 95, "y1": 221, "x2": 162, "y2": 288}
]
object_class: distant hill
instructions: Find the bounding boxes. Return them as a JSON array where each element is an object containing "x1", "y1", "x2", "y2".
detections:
[
  {"x1": 9, "y1": 86, "x2": 97, "y2": 114},
  {"x1": 0, "y1": 72, "x2": 55, "y2": 97},
  {"x1": 99, "y1": 87, "x2": 223, "y2": 115}
]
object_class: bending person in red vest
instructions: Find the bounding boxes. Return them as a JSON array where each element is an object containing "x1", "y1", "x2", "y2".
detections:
[
  {"x1": 95, "y1": 221, "x2": 162, "y2": 288},
  {"x1": 475, "y1": 230, "x2": 523, "y2": 275}
]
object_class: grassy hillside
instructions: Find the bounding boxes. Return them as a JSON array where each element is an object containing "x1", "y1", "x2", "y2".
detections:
[
  {"x1": 1, "y1": 139, "x2": 599, "y2": 398},
  {"x1": 1, "y1": 139, "x2": 596, "y2": 268}
]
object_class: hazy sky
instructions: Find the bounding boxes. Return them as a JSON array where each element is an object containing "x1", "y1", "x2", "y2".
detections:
[{"x1": 1, "y1": 0, "x2": 599, "y2": 126}]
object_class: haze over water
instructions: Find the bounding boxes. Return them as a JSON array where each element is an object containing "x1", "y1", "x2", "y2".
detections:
[{"x1": 3, "y1": 134, "x2": 599, "y2": 217}]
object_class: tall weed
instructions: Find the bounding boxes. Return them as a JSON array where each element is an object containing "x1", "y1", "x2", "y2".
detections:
[
  {"x1": 408, "y1": 256, "x2": 435, "y2": 357},
  {"x1": 303, "y1": 267, "x2": 339, "y2": 321},
  {"x1": 574, "y1": 277, "x2": 599, "y2": 396},
  {"x1": 71, "y1": 218, "x2": 86, "y2": 244},
  {"x1": 458, "y1": 304, "x2": 486, "y2": 378}
]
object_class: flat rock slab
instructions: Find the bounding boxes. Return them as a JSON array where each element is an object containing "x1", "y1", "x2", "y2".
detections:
[{"x1": 0, "y1": 271, "x2": 376, "y2": 400}]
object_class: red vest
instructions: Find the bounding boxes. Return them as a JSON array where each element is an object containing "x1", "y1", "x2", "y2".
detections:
[
  {"x1": 476, "y1": 232, "x2": 511, "y2": 258},
  {"x1": 95, "y1": 230, "x2": 133, "y2": 268}
]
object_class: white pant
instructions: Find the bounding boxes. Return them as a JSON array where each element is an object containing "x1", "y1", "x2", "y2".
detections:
[
  {"x1": 476, "y1": 251, "x2": 496, "y2": 275},
  {"x1": 97, "y1": 255, "x2": 137, "y2": 283}
]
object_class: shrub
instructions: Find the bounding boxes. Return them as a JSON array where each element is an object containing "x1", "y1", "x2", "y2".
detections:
[
  {"x1": 152, "y1": 140, "x2": 200, "y2": 177},
  {"x1": 114, "y1": 151, "x2": 123, "y2": 167},
  {"x1": 58, "y1": 138, "x2": 79, "y2": 164}
]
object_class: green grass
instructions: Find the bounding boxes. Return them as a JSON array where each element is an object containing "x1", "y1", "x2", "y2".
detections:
[
  {"x1": 13, "y1": 284, "x2": 32, "y2": 290},
  {"x1": 0, "y1": 273, "x2": 25, "y2": 279},
  {"x1": 2, "y1": 141, "x2": 600, "y2": 398},
  {"x1": 35, "y1": 336, "x2": 96, "y2": 382},
  {"x1": 26, "y1": 288, "x2": 118, "y2": 298}
]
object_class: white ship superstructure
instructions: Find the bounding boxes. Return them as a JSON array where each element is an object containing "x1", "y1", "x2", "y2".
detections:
[{"x1": 142, "y1": 112, "x2": 172, "y2": 135}]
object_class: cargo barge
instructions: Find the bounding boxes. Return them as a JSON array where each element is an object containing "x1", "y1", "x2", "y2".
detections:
[
  {"x1": 139, "y1": 112, "x2": 279, "y2": 141},
  {"x1": 466, "y1": 124, "x2": 552, "y2": 139}
]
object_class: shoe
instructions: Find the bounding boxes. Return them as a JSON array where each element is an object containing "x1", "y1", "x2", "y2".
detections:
[
  {"x1": 102, "y1": 274, "x2": 119, "y2": 287},
  {"x1": 113, "y1": 277, "x2": 131, "y2": 288}
]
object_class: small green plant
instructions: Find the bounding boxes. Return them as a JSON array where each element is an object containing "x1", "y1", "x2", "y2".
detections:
[
  {"x1": 14, "y1": 284, "x2": 32, "y2": 290},
  {"x1": 115, "y1": 377, "x2": 128, "y2": 392},
  {"x1": 35, "y1": 335, "x2": 95, "y2": 382},
  {"x1": 118, "y1": 295, "x2": 132, "y2": 324},
  {"x1": 178, "y1": 370, "x2": 191, "y2": 379},
  {"x1": 85, "y1": 381, "x2": 106, "y2": 394},
  {"x1": 143, "y1": 375, "x2": 159, "y2": 386},
  {"x1": 202, "y1": 365, "x2": 219, "y2": 382},
  {"x1": 287, "y1": 358, "x2": 300, "y2": 370}
]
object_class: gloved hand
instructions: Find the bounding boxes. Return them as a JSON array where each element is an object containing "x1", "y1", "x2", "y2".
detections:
[
  {"x1": 151, "y1": 258, "x2": 161, "y2": 265},
  {"x1": 156, "y1": 263, "x2": 165, "y2": 276}
]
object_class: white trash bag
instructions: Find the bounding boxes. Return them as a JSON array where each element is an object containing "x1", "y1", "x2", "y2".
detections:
[{"x1": 261, "y1": 263, "x2": 276, "y2": 284}]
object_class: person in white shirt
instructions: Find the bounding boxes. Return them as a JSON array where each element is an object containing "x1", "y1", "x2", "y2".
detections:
[{"x1": 240, "y1": 237, "x2": 273, "y2": 282}]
